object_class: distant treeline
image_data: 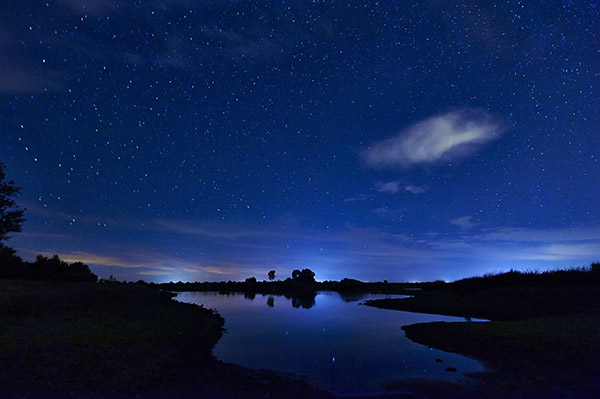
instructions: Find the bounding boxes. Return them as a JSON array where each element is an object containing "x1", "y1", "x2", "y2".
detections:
[
  {"x1": 428, "y1": 263, "x2": 600, "y2": 291},
  {"x1": 158, "y1": 275, "x2": 422, "y2": 294},
  {"x1": 158, "y1": 264, "x2": 600, "y2": 295},
  {"x1": 0, "y1": 244, "x2": 97, "y2": 282}
]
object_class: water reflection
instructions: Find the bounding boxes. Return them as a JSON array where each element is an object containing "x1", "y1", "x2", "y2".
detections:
[
  {"x1": 223, "y1": 291, "x2": 317, "y2": 309},
  {"x1": 177, "y1": 291, "x2": 485, "y2": 396},
  {"x1": 287, "y1": 292, "x2": 316, "y2": 309},
  {"x1": 336, "y1": 291, "x2": 371, "y2": 303}
]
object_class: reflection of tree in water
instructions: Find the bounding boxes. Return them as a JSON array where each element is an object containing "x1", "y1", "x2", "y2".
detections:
[
  {"x1": 286, "y1": 291, "x2": 316, "y2": 309},
  {"x1": 240, "y1": 291, "x2": 316, "y2": 309},
  {"x1": 337, "y1": 292, "x2": 370, "y2": 303}
]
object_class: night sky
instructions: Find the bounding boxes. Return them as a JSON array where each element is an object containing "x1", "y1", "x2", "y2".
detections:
[{"x1": 1, "y1": 1, "x2": 599, "y2": 282}]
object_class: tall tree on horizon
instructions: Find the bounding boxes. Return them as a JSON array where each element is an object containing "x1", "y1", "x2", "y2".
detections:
[{"x1": 0, "y1": 161, "x2": 25, "y2": 242}]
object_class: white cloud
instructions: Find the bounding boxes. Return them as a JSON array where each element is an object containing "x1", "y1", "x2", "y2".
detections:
[
  {"x1": 449, "y1": 216, "x2": 475, "y2": 230},
  {"x1": 404, "y1": 185, "x2": 429, "y2": 194},
  {"x1": 375, "y1": 181, "x2": 401, "y2": 194},
  {"x1": 363, "y1": 109, "x2": 505, "y2": 169}
]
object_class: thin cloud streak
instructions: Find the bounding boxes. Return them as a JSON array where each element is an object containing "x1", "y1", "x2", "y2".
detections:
[
  {"x1": 39, "y1": 251, "x2": 175, "y2": 271},
  {"x1": 405, "y1": 185, "x2": 429, "y2": 194},
  {"x1": 477, "y1": 226, "x2": 600, "y2": 243},
  {"x1": 343, "y1": 194, "x2": 369, "y2": 203}
]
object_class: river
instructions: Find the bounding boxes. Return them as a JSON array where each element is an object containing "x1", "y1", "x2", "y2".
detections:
[{"x1": 176, "y1": 291, "x2": 484, "y2": 395}]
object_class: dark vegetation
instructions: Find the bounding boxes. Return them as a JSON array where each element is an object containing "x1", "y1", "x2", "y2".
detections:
[
  {"x1": 0, "y1": 280, "x2": 333, "y2": 399},
  {"x1": 0, "y1": 161, "x2": 25, "y2": 242},
  {"x1": 368, "y1": 266, "x2": 600, "y2": 321},
  {"x1": 0, "y1": 246, "x2": 98, "y2": 282},
  {"x1": 366, "y1": 266, "x2": 600, "y2": 399},
  {"x1": 451, "y1": 264, "x2": 600, "y2": 289},
  {"x1": 158, "y1": 273, "x2": 420, "y2": 295}
]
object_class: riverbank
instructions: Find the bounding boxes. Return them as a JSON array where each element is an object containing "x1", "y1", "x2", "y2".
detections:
[
  {"x1": 158, "y1": 278, "x2": 421, "y2": 296},
  {"x1": 366, "y1": 284, "x2": 600, "y2": 398},
  {"x1": 0, "y1": 280, "x2": 333, "y2": 398}
]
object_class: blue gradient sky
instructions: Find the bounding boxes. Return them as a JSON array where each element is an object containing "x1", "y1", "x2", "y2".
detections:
[{"x1": 1, "y1": 1, "x2": 599, "y2": 282}]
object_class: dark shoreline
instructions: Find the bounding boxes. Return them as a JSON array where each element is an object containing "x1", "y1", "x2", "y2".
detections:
[
  {"x1": 0, "y1": 280, "x2": 334, "y2": 399},
  {"x1": 157, "y1": 278, "x2": 422, "y2": 296},
  {"x1": 365, "y1": 285, "x2": 600, "y2": 399},
  {"x1": 4, "y1": 276, "x2": 600, "y2": 398}
]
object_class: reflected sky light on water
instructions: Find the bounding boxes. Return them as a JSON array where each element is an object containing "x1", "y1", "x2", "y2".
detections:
[{"x1": 177, "y1": 291, "x2": 485, "y2": 395}]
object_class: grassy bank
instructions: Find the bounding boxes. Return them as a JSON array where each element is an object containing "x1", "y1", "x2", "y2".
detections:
[
  {"x1": 366, "y1": 285, "x2": 600, "y2": 320},
  {"x1": 0, "y1": 280, "x2": 333, "y2": 399},
  {"x1": 366, "y1": 278, "x2": 600, "y2": 398}
]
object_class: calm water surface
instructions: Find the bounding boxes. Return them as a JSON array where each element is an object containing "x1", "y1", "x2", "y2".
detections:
[{"x1": 177, "y1": 291, "x2": 485, "y2": 395}]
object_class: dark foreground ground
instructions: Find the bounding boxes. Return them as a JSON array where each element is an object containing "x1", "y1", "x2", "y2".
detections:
[
  {"x1": 0, "y1": 280, "x2": 333, "y2": 399},
  {"x1": 366, "y1": 285, "x2": 600, "y2": 399},
  {"x1": 4, "y1": 279, "x2": 599, "y2": 399}
]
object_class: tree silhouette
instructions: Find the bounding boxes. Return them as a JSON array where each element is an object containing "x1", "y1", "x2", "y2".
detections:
[
  {"x1": 291, "y1": 268, "x2": 315, "y2": 284},
  {"x1": 30, "y1": 254, "x2": 97, "y2": 282},
  {"x1": 268, "y1": 270, "x2": 276, "y2": 281},
  {"x1": 0, "y1": 243, "x2": 23, "y2": 278},
  {"x1": 0, "y1": 162, "x2": 25, "y2": 242}
]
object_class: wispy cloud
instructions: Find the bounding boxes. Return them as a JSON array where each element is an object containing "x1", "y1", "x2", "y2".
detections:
[
  {"x1": 363, "y1": 109, "x2": 505, "y2": 169},
  {"x1": 476, "y1": 226, "x2": 600, "y2": 243},
  {"x1": 39, "y1": 251, "x2": 173, "y2": 271},
  {"x1": 198, "y1": 266, "x2": 236, "y2": 275},
  {"x1": 449, "y1": 215, "x2": 475, "y2": 230},
  {"x1": 375, "y1": 181, "x2": 401, "y2": 194},
  {"x1": 38, "y1": 248, "x2": 241, "y2": 279},
  {"x1": 138, "y1": 270, "x2": 172, "y2": 276},
  {"x1": 0, "y1": 68, "x2": 65, "y2": 94},
  {"x1": 152, "y1": 219, "x2": 263, "y2": 240},
  {"x1": 404, "y1": 185, "x2": 429, "y2": 195},
  {"x1": 343, "y1": 194, "x2": 369, "y2": 203},
  {"x1": 375, "y1": 181, "x2": 429, "y2": 195}
]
